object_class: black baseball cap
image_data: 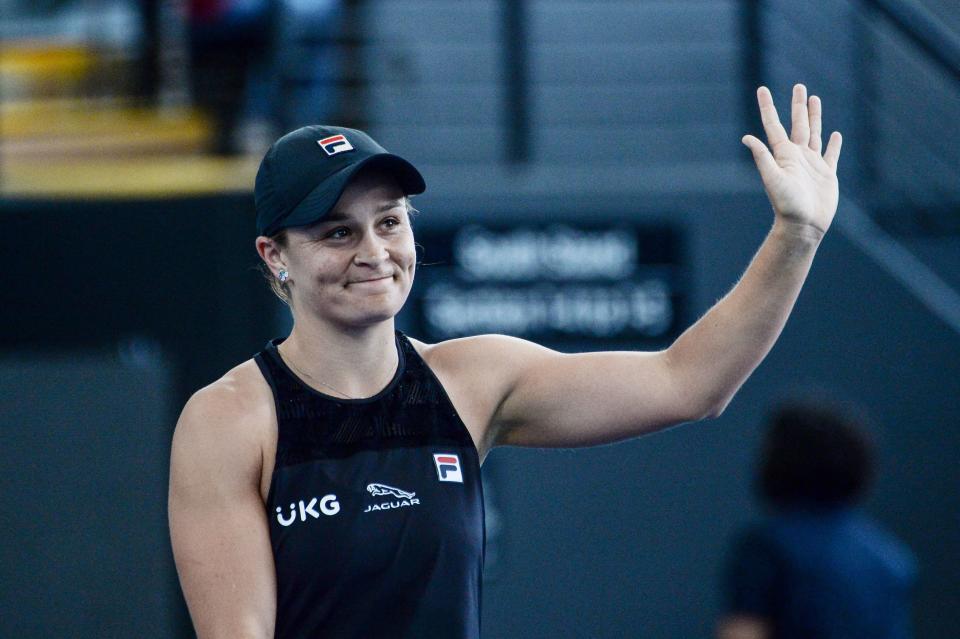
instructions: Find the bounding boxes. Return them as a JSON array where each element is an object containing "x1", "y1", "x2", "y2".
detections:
[{"x1": 254, "y1": 125, "x2": 426, "y2": 237}]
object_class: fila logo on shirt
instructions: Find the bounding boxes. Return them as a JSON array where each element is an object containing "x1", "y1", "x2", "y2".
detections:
[
  {"x1": 318, "y1": 134, "x2": 353, "y2": 156},
  {"x1": 275, "y1": 494, "x2": 340, "y2": 527},
  {"x1": 434, "y1": 453, "x2": 463, "y2": 483}
]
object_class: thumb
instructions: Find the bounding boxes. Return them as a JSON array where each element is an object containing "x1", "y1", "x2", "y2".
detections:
[{"x1": 742, "y1": 134, "x2": 779, "y2": 179}]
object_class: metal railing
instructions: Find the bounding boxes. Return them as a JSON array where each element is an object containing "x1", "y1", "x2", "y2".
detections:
[
  {"x1": 863, "y1": 0, "x2": 960, "y2": 85},
  {"x1": 744, "y1": 0, "x2": 960, "y2": 233}
]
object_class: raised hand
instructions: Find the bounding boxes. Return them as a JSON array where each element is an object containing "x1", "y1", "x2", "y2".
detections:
[{"x1": 741, "y1": 84, "x2": 843, "y2": 238}]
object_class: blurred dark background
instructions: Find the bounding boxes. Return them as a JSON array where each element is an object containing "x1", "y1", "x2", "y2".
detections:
[{"x1": 2, "y1": 0, "x2": 958, "y2": 637}]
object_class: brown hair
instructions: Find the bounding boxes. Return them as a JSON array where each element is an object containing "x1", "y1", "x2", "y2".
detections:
[{"x1": 259, "y1": 229, "x2": 292, "y2": 306}]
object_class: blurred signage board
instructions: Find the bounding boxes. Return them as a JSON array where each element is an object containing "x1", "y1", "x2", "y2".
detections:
[{"x1": 407, "y1": 223, "x2": 684, "y2": 345}]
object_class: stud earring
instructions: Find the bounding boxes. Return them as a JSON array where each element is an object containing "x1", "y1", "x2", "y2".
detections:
[{"x1": 278, "y1": 269, "x2": 289, "y2": 283}]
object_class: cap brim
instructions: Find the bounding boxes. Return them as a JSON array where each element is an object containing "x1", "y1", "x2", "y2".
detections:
[{"x1": 277, "y1": 153, "x2": 425, "y2": 232}]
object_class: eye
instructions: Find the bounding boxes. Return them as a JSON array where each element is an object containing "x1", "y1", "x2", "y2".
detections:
[
  {"x1": 326, "y1": 226, "x2": 350, "y2": 239},
  {"x1": 382, "y1": 217, "x2": 401, "y2": 228}
]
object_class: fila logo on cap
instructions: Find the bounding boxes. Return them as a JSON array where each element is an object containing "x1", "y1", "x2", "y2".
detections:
[
  {"x1": 434, "y1": 453, "x2": 463, "y2": 483},
  {"x1": 318, "y1": 134, "x2": 354, "y2": 156}
]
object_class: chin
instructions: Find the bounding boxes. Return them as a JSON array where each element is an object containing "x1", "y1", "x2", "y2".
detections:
[
  {"x1": 334, "y1": 296, "x2": 408, "y2": 327},
  {"x1": 354, "y1": 303, "x2": 399, "y2": 323}
]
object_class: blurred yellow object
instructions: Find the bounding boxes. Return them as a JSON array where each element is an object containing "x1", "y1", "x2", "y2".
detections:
[
  {"x1": 0, "y1": 42, "x2": 96, "y2": 99},
  {"x1": 1, "y1": 155, "x2": 260, "y2": 198},
  {"x1": 0, "y1": 42, "x2": 260, "y2": 197},
  {"x1": 2, "y1": 98, "x2": 212, "y2": 151},
  {"x1": 0, "y1": 41, "x2": 94, "y2": 78}
]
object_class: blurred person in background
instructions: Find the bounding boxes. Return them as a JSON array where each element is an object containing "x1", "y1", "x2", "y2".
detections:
[
  {"x1": 716, "y1": 399, "x2": 918, "y2": 639},
  {"x1": 189, "y1": 0, "x2": 344, "y2": 155},
  {"x1": 169, "y1": 84, "x2": 843, "y2": 638},
  {"x1": 189, "y1": 0, "x2": 278, "y2": 153}
]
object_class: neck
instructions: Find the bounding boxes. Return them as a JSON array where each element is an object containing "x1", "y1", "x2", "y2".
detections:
[{"x1": 279, "y1": 316, "x2": 399, "y2": 399}]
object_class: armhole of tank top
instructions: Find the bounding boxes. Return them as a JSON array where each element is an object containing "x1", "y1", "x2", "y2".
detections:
[
  {"x1": 400, "y1": 334, "x2": 483, "y2": 464},
  {"x1": 400, "y1": 335, "x2": 488, "y2": 581},
  {"x1": 254, "y1": 351, "x2": 281, "y2": 410},
  {"x1": 253, "y1": 351, "x2": 284, "y2": 506}
]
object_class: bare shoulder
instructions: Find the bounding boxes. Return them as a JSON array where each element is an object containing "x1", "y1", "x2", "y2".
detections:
[
  {"x1": 171, "y1": 358, "x2": 275, "y2": 492},
  {"x1": 405, "y1": 334, "x2": 559, "y2": 461},
  {"x1": 407, "y1": 333, "x2": 557, "y2": 398},
  {"x1": 409, "y1": 333, "x2": 556, "y2": 374},
  {"x1": 177, "y1": 358, "x2": 273, "y2": 440}
]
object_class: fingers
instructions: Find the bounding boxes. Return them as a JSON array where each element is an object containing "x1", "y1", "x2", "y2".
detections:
[
  {"x1": 756, "y1": 86, "x2": 789, "y2": 149},
  {"x1": 752, "y1": 84, "x2": 840, "y2": 171},
  {"x1": 808, "y1": 95, "x2": 822, "y2": 153},
  {"x1": 790, "y1": 84, "x2": 810, "y2": 146},
  {"x1": 823, "y1": 131, "x2": 843, "y2": 171},
  {"x1": 741, "y1": 134, "x2": 780, "y2": 178}
]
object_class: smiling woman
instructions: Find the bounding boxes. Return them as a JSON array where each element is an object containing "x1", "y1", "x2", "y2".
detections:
[
  {"x1": 169, "y1": 84, "x2": 844, "y2": 639},
  {"x1": 169, "y1": 125, "x2": 491, "y2": 639},
  {"x1": 262, "y1": 168, "x2": 418, "y2": 330}
]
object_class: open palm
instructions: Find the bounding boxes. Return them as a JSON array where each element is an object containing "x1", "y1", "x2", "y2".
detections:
[{"x1": 742, "y1": 84, "x2": 843, "y2": 236}]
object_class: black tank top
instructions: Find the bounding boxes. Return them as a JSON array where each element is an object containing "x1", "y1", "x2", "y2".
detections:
[{"x1": 254, "y1": 331, "x2": 485, "y2": 639}]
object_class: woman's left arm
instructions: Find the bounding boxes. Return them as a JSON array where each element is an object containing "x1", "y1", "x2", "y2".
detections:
[
  {"x1": 483, "y1": 84, "x2": 842, "y2": 449},
  {"x1": 668, "y1": 82, "x2": 843, "y2": 416}
]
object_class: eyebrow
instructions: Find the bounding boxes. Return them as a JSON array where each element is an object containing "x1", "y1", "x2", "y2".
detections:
[{"x1": 322, "y1": 200, "x2": 404, "y2": 223}]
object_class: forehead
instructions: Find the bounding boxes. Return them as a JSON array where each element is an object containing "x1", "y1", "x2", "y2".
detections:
[{"x1": 322, "y1": 198, "x2": 406, "y2": 224}]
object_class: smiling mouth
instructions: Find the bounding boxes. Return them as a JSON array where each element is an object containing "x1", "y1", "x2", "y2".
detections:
[{"x1": 349, "y1": 275, "x2": 393, "y2": 285}]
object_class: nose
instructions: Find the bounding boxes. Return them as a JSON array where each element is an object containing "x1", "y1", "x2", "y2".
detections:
[{"x1": 353, "y1": 229, "x2": 389, "y2": 267}]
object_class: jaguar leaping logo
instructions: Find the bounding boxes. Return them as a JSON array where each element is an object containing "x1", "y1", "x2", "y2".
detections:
[{"x1": 367, "y1": 483, "x2": 415, "y2": 499}]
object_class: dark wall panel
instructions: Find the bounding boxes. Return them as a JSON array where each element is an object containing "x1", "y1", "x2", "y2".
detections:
[
  {"x1": 1, "y1": 196, "x2": 276, "y2": 404},
  {"x1": 1, "y1": 353, "x2": 177, "y2": 638}
]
